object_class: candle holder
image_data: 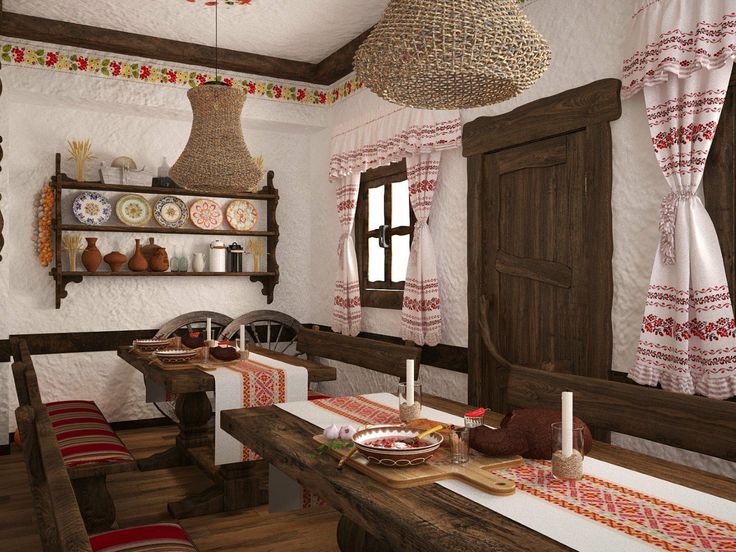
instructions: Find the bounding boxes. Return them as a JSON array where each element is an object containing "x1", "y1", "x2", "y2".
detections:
[
  {"x1": 236, "y1": 338, "x2": 249, "y2": 360},
  {"x1": 398, "y1": 382, "x2": 422, "y2": 422},
  {"x1": 551, "y1": 422, "x2": 585, "y2": 480}
]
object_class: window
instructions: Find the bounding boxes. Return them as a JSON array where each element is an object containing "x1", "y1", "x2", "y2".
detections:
[{"x1": 355, "y1": 160, "x2": 415, "y2": 309}]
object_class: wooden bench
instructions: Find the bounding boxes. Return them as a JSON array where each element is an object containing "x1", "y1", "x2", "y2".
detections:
[
  {"x1": 15, "y1": 404, "x2": 197, "y2": 552},
  {"x1": 296, "y1": 327, "x2": 422, "y2": 382},
  {"x1": 11, "y1": 338, "x2": 138, "y2": 534},
  {"x1": 500, "y1": 364, "x2": 736, "y2": 461}
]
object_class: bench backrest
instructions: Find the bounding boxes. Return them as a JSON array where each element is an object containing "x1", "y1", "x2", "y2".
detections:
[
  {"x1": 11, "y1": 338, "x2": 44, "y2": 408},
  {"x1": 296, "y1": 328, "x2": 421, "y2": 379},
  {"x1": 502, "y1": 364, "x2": 736, "y2": 461},
  {"x1": 16, "y1": 405, "x2": 93, "y2": 552}
]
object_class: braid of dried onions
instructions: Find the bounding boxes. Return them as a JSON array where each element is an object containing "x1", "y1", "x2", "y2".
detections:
[{"x1": 36, "y1": 183, "x2": 54, "y2": 267}]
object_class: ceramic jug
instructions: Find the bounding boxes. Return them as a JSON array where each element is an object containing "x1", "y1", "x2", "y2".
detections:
[
  {"x1": 128, "y1": 239, "x2": 148, "y2": 272},
  {"x1": 81, "y1": 237, "x2": 102, "y2": 272},
  {"x1": 192, "y1": 253, "x2": 206, "y2": 273},
  {"x1": 150, "y1": 247, "x2": 170, "y2": 272}
]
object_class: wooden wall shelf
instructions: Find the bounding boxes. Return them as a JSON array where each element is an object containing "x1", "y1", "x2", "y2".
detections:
[{"x1": 50, "y1": 153, "x2": 281, "y2": 308}]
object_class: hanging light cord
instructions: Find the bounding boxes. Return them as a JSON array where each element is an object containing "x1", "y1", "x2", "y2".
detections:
[{"x1": 215, "y1": 0, "x2": 219, "y2": 79}]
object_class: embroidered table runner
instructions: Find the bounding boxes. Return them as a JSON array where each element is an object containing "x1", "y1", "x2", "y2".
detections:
[
  {"x1": 277, "y1": 393, "x2": 736, "y2": 551},
  {"x1": 212, "y1": 353, "x2": 307, "y2": 465}
]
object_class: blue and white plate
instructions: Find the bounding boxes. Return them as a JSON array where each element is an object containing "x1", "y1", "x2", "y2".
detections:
[
  {"x1": 72, "y1": 191, "x2": 112, "y2": 226},
  {"x1": 154, "y1": 196, "x2": 189, "y2": 228}
]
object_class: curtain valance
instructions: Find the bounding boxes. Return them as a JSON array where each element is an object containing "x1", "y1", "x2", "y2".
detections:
[
  {"x1": 622, "y1": 0, "x2": 736, "y2": 99},
  {"x1": 329, "y1": 106, "x2": 462, "y2": 181}
]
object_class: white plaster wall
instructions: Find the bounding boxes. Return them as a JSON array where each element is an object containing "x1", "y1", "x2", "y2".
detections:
[
  {"x1": 2, "y1": 62, "x2": 327, "y2": 431},
  {"x1": 308, "y1": 0, "x2": 735, "y2": 475}
]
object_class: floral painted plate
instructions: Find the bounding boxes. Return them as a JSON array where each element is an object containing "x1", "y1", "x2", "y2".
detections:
[
  {"x1": 116, "y1": 194, "x2": 152, "y2": 226},
  {"x1": 190, "y1": 198, "x2": 223, "y2": 230},
  {"x1": 154, "y1": 196, "x2": 189, "y2": 228},
  {"x1": 225, "y1": 200, "x2": 258, "y2": 231},
  {"x1": 72, "y1": 191, "x2": 112, "y2": 226}
]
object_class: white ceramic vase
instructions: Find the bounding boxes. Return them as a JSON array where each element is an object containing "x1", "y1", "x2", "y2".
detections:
[{"x1": 192, "y1": 253, "x2": 206, "y2": 272}]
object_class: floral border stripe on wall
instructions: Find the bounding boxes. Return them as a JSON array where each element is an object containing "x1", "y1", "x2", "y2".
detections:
[{"x1": 0, "y1": 41, "x2": 363, "y2": 106}]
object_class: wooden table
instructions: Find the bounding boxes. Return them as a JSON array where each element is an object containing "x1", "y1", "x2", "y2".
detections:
[
  {"x1": 118, "y1": 345, "x2": 336, "y2": 518},
  {"x1": 221, "y1": 395, "x2": 736, "y2": 552}
]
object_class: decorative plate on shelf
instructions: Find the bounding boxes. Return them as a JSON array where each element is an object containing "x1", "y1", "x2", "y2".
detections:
[
  {"x1": 116, "y1": 194, "x2": 152, "y2": 226},
  {"x1": 225, "y1": 200, "x2": 258, "y2": 231},
  {"x1": 154, "y1": 196, "x2": 189, "y2": 228},
  {"x1": 72, "y1": 191, "x2": 112, "y2": 226},
  {"x1": 190, "y1": 199, "x2": 223, "y2": 230}
]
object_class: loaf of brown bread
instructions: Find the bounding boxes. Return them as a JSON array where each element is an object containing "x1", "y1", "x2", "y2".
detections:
[{"x1": 470, "y1": 408, "x2": 593, "y2": 460}]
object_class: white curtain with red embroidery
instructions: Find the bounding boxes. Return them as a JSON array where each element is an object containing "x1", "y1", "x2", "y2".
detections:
[
  {"x1": 329, "y1": 106, "x2": 461, "y2": 339},
  {"x1": 332, "y1": 172, "x2": 362, "y2": 336},
  {"x1": 402, "y1": 152, "x2": 442, "y2": 346},
  {"x1": 623, "y1": 0, "x2": 736, "y2": 399}
]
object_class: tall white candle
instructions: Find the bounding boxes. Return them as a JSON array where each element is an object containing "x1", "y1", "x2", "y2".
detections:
[
  {"x1": 406, "y1": 359, "x2": 415, "y2": 406},
  {"x1": 206, "y1": 318, "x2": 212, "y2": 342},
  {"x1": 239, "y1": 324, "x2": 246, "y2": 351},
  {"x1": 561, "y1": 391, "x2": 573, "y2": 457}
]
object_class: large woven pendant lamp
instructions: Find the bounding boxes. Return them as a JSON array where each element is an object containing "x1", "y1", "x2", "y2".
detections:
[
  {"x1": 354, "y1": 0, "x2": 551, "y2": 109},
  {"x1": 170, "y1": 2, "x2": 262, "y2": 193}
]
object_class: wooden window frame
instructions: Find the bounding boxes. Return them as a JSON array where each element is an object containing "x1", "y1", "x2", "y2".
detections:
[{"x1": 355, "y1": 159, "x2": 415, "y2": 310}]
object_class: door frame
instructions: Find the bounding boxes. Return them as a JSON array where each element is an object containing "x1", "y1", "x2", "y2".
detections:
[{"x1": 464, "y1": 79, "x2": 622, "y2": 408}]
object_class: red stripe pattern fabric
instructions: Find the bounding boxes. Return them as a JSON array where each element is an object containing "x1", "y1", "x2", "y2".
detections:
[
  {"x1": 307, "y1": 389, "x2": 331, "y2": 400},
  {"x1": 89, "y1": 523, "x2": 196, "y2": 552},
  {"x1": 45, "y1": 400, "x2": 135, "y2": 468}
]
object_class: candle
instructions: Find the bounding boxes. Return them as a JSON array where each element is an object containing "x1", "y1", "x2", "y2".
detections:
[
  {"x1": 406, "y1": 359, "x2": 415, "y2": 406},
  {"x1": 239, "y1": 324, "x2": 246, "y2": 351},
  {"x1": 206, "y1": 318, "x2": 212, "y2": 342},
  {"x1": 561, "y1": 391, "x2": 573, "y2": 457}
]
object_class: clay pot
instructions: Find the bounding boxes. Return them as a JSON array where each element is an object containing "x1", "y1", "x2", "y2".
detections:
[
  {"x1": 150, "y1": 247, "x2": 170, "y2": 272},
  {"x1": 81, "y1": 237, "x2": 102, "y2": 272},
  {"x1": 103, "y1": 251, "x2": 126, "y2": 273},
  {"x1": 128, "y1": 238, "x2": 148, "y2": 272},
  {"x1": 141, "y1": 237, "x2": 161, "y2": 270}
]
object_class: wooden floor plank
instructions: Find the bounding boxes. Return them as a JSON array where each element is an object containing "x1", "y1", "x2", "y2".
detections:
[{"x1": 0, "y1": 425, "x2": 340, "y2": 551}]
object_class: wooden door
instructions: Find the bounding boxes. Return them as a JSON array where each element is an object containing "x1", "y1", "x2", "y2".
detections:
[{"x1": 465, "y1": 79, "x2": 621, "y2": 409}]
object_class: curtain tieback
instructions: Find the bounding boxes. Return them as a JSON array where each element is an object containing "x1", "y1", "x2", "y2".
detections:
[
  {"x1": 659, "y1": 190, "x2": 696, "y2": 265},
  {"x1": 337, "y1": 232, "x2": 351, "y2": 259}
]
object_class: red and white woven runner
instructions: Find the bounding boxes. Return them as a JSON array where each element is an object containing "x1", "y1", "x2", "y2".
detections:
[
  {"x1": 279, "y1": 393, "x2": 736, "y2": 551},
  {"x1": 213, "y1": 353, "x2": 307, "y2": 465}
]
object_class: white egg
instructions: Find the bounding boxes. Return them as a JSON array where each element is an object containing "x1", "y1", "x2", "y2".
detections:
[
  {"x1": 339, "y1": 425, "x2": 357, "y2": 441},
  {"x1": 323, "y1": 424, "x2": 340, "y2": 440}
]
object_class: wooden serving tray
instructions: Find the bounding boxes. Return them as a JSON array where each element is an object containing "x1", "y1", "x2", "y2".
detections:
[{"x1": 314, "y1": 435, "x2": 522, "y2": 496}]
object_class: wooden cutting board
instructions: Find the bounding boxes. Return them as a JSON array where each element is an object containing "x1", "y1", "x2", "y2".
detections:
[{"x1": 313, "y1": 435, "x2": 522, "y2": 496}]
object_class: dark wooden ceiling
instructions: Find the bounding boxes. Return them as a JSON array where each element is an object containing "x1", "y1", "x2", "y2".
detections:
[{"x1": 0, "y1": 11, "x2": 369, "y2": 86}]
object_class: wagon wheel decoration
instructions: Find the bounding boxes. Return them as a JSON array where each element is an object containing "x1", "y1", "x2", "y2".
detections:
[{"x1": 219, "y1": 310, "x2": 304, "y2": 357}]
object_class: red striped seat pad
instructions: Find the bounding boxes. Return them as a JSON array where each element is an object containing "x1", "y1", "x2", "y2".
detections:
[
  {"x1": 307, "y1": 389, "x2": 331, "y2": 401},
  {"x1": 89, "y1": 523, "x2": 196, "y2": 552},
  {"x1": 45, "y1": 400, "x2": 134, "y2": 468}
]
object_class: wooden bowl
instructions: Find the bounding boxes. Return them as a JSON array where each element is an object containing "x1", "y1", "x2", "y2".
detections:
[{"x1": 353, "y1": 426, "x2": 442, "y2": 467}]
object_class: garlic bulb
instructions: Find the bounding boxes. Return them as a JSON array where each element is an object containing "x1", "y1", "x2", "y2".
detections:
[
  {"x1": 339, "y1": 425, "x2": 357, "y2": 441},
  {"x1": 323, "y1": 424, "x2": 340, "y2": 440}
]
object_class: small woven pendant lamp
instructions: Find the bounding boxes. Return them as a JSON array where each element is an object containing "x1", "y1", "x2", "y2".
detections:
[
  {"x1": 170, "y1": 83, "x2": 262, "y2": 193},
  {"x1": 171, "y1": 0, "x2": 262, "y2": 193},
  {"x1": 354, "y1": 0, "x2": 551, "y2": 109}
]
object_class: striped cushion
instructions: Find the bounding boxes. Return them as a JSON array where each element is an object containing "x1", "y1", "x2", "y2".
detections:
[
  {"x1": 90, "y1": 523, "x2": 196, "y2": 552},
  {"x1": 45, "y1": 400, "x2": 135, "y2": 468},
  {"x1": 308, "y1": 389, "x2": 331, "y2": 401}
]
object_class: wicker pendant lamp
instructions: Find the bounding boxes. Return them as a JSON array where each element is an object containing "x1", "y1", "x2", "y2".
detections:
[
  {"x1": 354, "y1": 0, "x2": 552, "y2": 109},
  {"x1": 170, "y1": 2, "x2": 262, "y2": 193}
]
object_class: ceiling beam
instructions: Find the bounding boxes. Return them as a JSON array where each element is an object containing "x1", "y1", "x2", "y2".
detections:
[
  {"x1": 0, "y1": 11, "x2": 320, "y2": 84},
  {"x1": 312, "y1": 28, "x2": 371, "y2": 85}
]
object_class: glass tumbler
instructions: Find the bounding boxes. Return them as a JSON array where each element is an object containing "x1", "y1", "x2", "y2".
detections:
[
  {"x1": 398, "y1": 382, "x2": 422, "y2": 422},
  {"x1": 551, "y1": 422, "x2": 586, "y2": 480},
  {"x1": 450, "y1": 427, "x2": 470, "y2": 464}
]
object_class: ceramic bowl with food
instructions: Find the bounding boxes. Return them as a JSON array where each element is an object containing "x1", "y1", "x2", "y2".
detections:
[
  {"x1": 133, "y1": 339, "x2": 171, "y2": 353},
  {"x1": 154, "y1": 349, "x2": 198, "y2": 364},
  {"x1": 353, "y1": 425, "x2": 442, "y2": 467}
]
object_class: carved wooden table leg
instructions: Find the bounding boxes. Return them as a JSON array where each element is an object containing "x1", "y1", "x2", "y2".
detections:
[
  {"x1": 337, "y1": 515, "x2": 394, "y2": 552},
  {"x1": 137, "y1": 391, "x2": 212, "y2": 471},
  {"x1": 72, "y1": 475, "x2": 116, "y2": 534}
]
